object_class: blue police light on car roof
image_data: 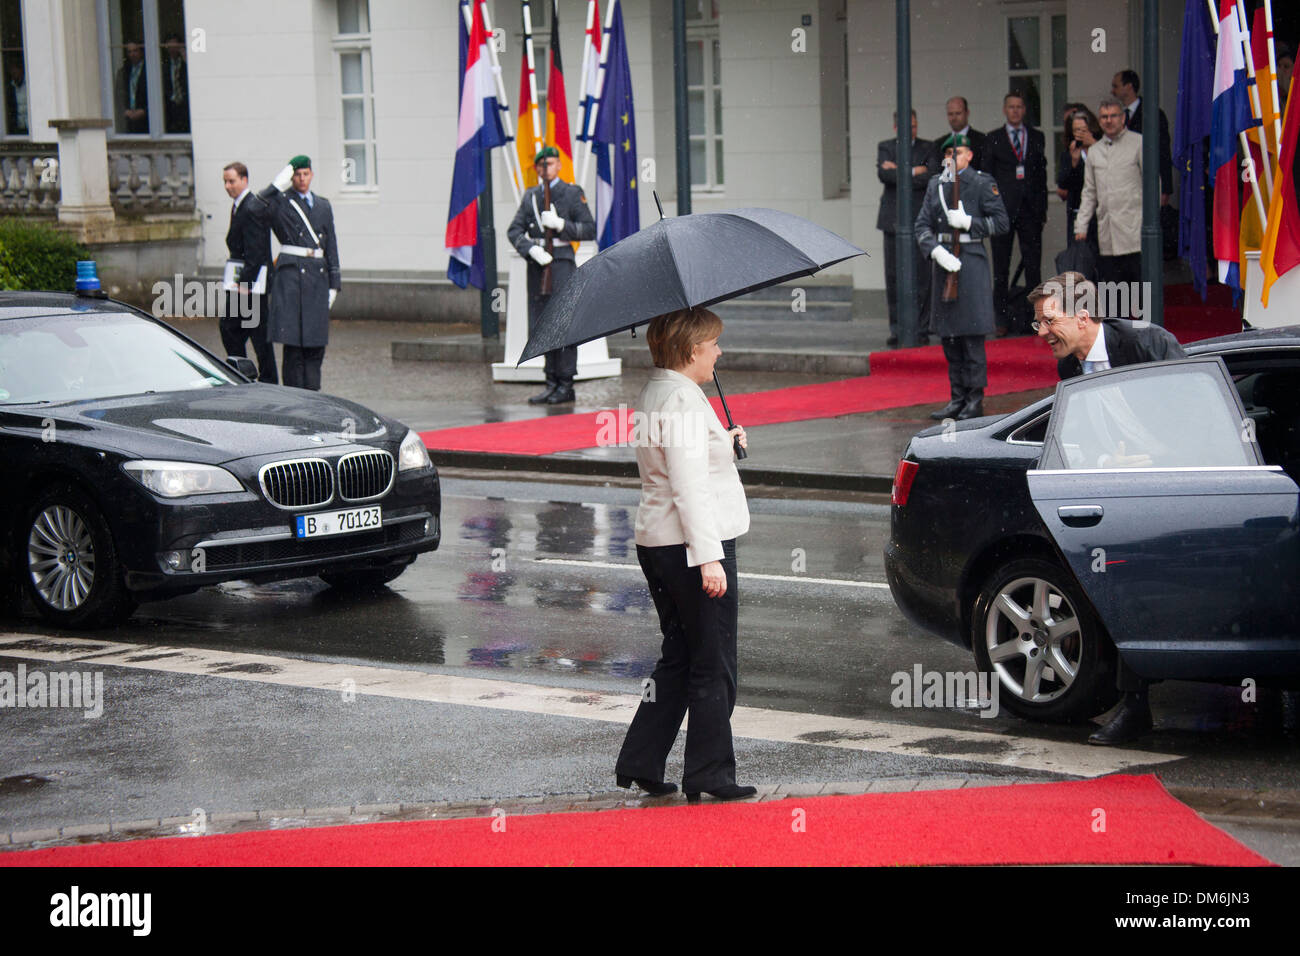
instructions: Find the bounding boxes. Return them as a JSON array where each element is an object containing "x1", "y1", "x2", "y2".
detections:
[{"x1": 75, "y1": 260, "x2": 107, "y2": 298}]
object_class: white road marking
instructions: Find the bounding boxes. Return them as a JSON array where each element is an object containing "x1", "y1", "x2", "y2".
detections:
[
  {"x1": 0, "y1": 633, "x2": 1181, "y2": 777},
  {"x1": 534, "y1": 557, "x2": 892, "y2": 590}
]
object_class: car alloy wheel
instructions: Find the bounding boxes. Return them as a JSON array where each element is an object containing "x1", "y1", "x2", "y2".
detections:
[
  {"x1": 20, "y1": 484, "x2": 136, "y2": 629},
  {"x1": 971, "y1": 558, "x2": 1118, "y2": 723},
  {"x1": 28, "y1": 504, "x2": 97, "y2": 611},
  {"x1": 984, "y1": 575, "x2": 1080, "y2": 704}
]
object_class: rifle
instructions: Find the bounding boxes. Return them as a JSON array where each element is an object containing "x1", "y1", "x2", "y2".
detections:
[
  {"x1": 942, "y1": 162, "x2": 960, "y2": 303},
  {"x1": 540, "y1": 174, "x2": 555, "y2": 295}
]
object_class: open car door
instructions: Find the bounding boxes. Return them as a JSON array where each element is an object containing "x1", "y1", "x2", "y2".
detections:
[{"x1": 1027, "y1": 357, "x2": 1300, "y2": 680}]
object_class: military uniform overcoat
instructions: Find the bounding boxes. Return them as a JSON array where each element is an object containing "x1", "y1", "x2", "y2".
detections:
[
  {"x1": 507, "y1": 178, "x2": 596, "y2": 306},
  {"x1": 257, "y1": 186, "x2": 341, "y2": 348},
  {"x1": 914, "y1": 166, "x2": 1010, "y2": 338}
]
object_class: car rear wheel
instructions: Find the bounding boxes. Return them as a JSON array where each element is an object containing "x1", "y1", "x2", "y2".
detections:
[
  {"x1": 970, "y1": 558, "x2": 1118, "y2": 723},
  {"x1": 319, "y1": 561, "x2": 409, "y2": 591},
  {"x1": 22, "y1": 484, "x2": 136, "y2": 629}
]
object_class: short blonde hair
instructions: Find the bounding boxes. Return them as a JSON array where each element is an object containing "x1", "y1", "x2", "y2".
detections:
[{"x1": 646, "y1": 307, "x2": 723, "y2": 370}]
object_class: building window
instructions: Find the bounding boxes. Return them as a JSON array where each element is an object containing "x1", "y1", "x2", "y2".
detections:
[
  {"x1": 1006, "y1": 8, "x2": 1066, "y2": 169},
  {"x1": 101, "y1": 0, "x2": 190, "y2": 137},
  {"x1": 1, "y1": 0, "x2": 26, "y2": 137},
  {"x1": 687, "y1": 32, "x2": 722, "y2": 190},
  {"x1": 335, "y1": 0, "x2": 377, "y2": 188}
]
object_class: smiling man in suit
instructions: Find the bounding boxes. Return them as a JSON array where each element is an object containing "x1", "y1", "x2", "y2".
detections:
[
  {"x1": 878, "y1": 109, "x2": 937, "y2": 346},
  {"x1": 221, "y1": 161, "x2": 277, "y2": 383},
  {"x1": 983, "y1": 92, "x2": 1047, "y2": 336}
]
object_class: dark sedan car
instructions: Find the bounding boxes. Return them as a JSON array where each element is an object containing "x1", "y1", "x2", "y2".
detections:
[
  {"x1": 0, "y1": 292, "x2": 441, "y2": 629},
  {"x1": 885, "y1": 327, "x2": 1300, "y2": 722}
]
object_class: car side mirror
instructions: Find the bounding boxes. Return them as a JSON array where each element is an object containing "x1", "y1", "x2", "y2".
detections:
[{"x1": 226, "y1": 356, "x2": 258, "y2": 379}]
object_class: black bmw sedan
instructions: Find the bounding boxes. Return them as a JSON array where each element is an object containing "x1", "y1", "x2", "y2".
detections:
[
  {"x1": 885, "y1": 328, "x2": 1300, "y2": 723},
  {"x1": 0, "y1": 292, "x2": 441, "y2": 629}
]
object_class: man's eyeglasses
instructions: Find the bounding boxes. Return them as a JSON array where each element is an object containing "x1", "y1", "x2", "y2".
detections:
[{"x1": 1031, "y1": 316, "x2": 1059, "y2": 333}]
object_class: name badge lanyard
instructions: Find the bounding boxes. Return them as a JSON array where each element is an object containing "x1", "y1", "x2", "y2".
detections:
[{"x1": 1013, "y1": 130, "x2": 1025, "y2": 180}]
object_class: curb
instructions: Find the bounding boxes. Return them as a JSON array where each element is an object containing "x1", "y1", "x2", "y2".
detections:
[{"x1": 429, "y1": 449, "x2": 895, "y2": 494}]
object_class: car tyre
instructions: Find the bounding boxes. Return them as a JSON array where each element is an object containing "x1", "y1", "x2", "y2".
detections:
[
  {"x1": 971, "y1": 558, "x2": 1119, "y2": 723},
  {"x1": 21, "y1": 483, "x2": 137, "y2": 629},
  {"x1": 319, "y1": 561, "x2": 409, "y2": 591}
]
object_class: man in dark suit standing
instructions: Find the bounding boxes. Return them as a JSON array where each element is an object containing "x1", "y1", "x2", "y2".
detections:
[
  {"x1": 116, "y1": 41, "x2": 148, "y2": 134},
  {"x1": 221, "y1": 161, "x2": 277, "y2": 383},
  {"x1": 161, "y1": 33, "x2": 190, "y2": 134},
  {"x1": 983, "y1": 92, "x2": 1047, "y2": 335},
  {"x1": 878, "y1": 110, "x2": 937, "y2": 346},
  {"x1": 1112, "y1": 70, "x2": 1172, "y2": 204},
  {"x1": 258, "y1": 156, "x2": 341, "y2": 390},
  {"x1": 507, "y1": 146, "x2": 597, "y2": 405},
  {"x1": 940, "y1": 96, "x2": 988, "y2": 172},
  {"x1": 1030, "y1": 271, "x2": 1185, "y2": 746}
]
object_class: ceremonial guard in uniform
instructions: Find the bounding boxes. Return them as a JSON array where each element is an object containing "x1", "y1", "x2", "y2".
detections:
[
  {"x1": 915, "y1": 133, "x2": 1010, "y2": 420},
  {"x1": 258, "y1": 155, "x2": 340, "y2": 390},
  {"x1": 507, "y1": 146, "x2": 596, "y2": 405},
  {"x1": 221, "y1": 161, "x2": 276, "y2": 383}
]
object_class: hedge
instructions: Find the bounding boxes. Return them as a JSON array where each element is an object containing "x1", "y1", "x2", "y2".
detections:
[{"x1": 0, "y1": 218, "x2": 89, "y2": 292}]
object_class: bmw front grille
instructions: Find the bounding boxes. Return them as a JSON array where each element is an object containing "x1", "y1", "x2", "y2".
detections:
[
  {"x1": 338, "y1": 449, "x2": 395, "y2": 501},
  {"x1": 259, "y1": 458, "x2": 334, "y2": 509}
]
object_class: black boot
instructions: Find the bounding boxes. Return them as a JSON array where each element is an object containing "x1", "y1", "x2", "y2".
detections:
[
  {"x1": 545, "y1": 384, "x2": 575, "y2": 404},
  {"x1": 528, "y1": 379, "x2": 557, "y2": 405},
  {"x1": 956, "y1": 389, "x2": 985, "y2": 420},
  {"x1": 1088, "y1": 691, "x2": 1153, "y2": 746},
  {"x1": 930, "y1": 393, "x2": 965, "y2": 420}
]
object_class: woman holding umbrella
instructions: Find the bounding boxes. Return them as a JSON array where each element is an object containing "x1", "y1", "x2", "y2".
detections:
[{"x1": 614, "y1": 307, "x2": 757, "y2": 803}]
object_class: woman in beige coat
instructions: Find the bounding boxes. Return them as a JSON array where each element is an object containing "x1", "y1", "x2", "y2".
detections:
[{"x1": 614, "y1": 307, "x2": 757, "y2": 803}]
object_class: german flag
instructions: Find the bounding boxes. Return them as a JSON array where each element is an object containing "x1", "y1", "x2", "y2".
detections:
[
  {"x1": 545, "y1": 0, "x2": 576, "y2": 186},
  {"x1": 1260, "y1": 74, "x2": 1300, "y2": 306},
  {"x1": 516, "y1": 40, "x2": 540, "y2": 190}
]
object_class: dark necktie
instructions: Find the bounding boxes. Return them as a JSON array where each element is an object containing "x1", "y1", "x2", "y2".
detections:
[{"x1": 1013, "y1": 129, "x2": 1023, "y2": 161}]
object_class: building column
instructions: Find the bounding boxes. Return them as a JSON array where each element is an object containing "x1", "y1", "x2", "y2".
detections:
[{"x1": 49, "y1": 119, "x2": 115, "y2": 224}]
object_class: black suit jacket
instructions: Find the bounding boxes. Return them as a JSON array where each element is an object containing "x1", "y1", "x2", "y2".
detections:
[
  {"x1": 1126, "y1": 100, "x2": 1173, "y2": 197},
  {"x1": 876, "y1": 138, "x2": 936, "y2": 233},
  {"x1": 1057, "y1": 320, "x2": 1186, "y2": 379},
  {"x1": 981, "y1": 125, "x2": 1048, "y2": 224},
  {"x1": 225, "y1": 191, "x2": 272, "y2": 286}
]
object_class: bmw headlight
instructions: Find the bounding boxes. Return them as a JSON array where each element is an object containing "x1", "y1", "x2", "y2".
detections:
[
  {"x1": 398, "y1": 429, "x2": 432, "y2": 472},
  {"x1": 122, "y1": 460, "x2": 244, "y2": 497}
]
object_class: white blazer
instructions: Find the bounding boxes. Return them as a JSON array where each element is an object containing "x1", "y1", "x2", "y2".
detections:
[{"x1": 633, "y1": 368, "x2": 750, "y2": 566}]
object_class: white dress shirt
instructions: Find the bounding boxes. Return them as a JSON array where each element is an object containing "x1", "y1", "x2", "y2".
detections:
[
  {"x1": 633, "y1": 367, "x2": 750, "y2": 566},
  {"x1": 1081, "y1": 327, "x2": 1111, "y2": 374}
]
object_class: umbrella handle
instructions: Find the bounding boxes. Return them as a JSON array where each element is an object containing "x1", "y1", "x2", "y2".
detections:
[{"x1": 713, "y1": 371, "x2": 748, "y2": 460}]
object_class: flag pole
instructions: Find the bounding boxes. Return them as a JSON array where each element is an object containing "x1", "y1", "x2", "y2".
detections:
[
  {"x1": 473, "y1": 0, "x2": 524, "y2": 203},
  {"x1": 1209, "y1": 4, "x2": 1270, "y2": 228},
  {"x1": 1235, "y1": 0, "x2": 1274, "y2": 199},
  {"x1": 523, "y1": 1, "x2": 544, "y2": 159},
  {"x1": 1264, "y1": 0, "x2": 1284, "y2": 172},
  {"x1": 579, "y1": 0, "x2": 616, "y2": 189},
  {"x1": 575, "y1": 0, "x2": 597, "y2": 184}
]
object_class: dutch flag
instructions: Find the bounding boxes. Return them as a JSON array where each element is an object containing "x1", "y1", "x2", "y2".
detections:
[{"x1": 1210, "y1": 0, "x2": 1258, "y2": 291}]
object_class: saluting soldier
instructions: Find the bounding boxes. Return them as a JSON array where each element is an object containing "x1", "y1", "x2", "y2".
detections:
[
  {"x1": 507, "y1": 146, "x2": 596, "y2": 405},
  {"x1": 915, "y1": 132, "x2": 1010, "y2": 421},
  {"x1": 258, "y1": 155, "x2": 341, "y2": 390}
]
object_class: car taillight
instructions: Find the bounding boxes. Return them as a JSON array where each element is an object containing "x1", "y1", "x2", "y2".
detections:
[{"x1": 892, "y1": 459, "x2": 919, "y2": 507}]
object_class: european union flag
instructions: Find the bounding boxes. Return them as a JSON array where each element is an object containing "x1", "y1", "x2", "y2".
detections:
[
  {"x1": 1174, "y1": 0, "x2": 1215, "y2": 301},
  {"x1": 592, "y1": 0, "x2": 639, "y2": 249}
]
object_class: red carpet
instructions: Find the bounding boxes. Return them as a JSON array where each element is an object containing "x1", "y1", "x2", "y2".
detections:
[
  {"x1": 0, "y1": 776, "x2": 1271, "y2": 867},
  {"x1": 423, "y1": 304, "x2": 1242, "y2": 457}
]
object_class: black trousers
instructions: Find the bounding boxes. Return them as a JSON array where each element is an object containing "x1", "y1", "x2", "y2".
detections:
[
  {"x1": 542, "y1": 341, "x2": 578, "y2": 388},
  {"x1": 941, "y1": 334, "x2": 987, "y2": 398},
  {"x1": 219, "y1": 293, "x2": 278, "y2": 383},
  {"x1": 282, "y1": 345, "x2": 326, "y2": 390},
  {"x1": 616, "y1": 539, "x2": 739, "y2": 793},
  {"x1": 527, "y1": 258, "x2": 579, "y2": 389},
  {"x1": 991, "y1": 214, "x2": 1043, "y2": 329},
  {"x1": 1097, "y1": 252, "x2": 1142, "y2": 319},
  {"x1": 882, "y1": 231, "x2": 932, "y2": 338}
]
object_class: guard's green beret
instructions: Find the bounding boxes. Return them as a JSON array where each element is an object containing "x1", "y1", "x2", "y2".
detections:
[
  {"x1": 939, "y1": 133, "x2": 971, "y2": 152},
  {"x1": 289, "y1": 154, "x2": 312, "y2": 170},
  {"x1": 534, "y1": 146, "x2": 560, "y2": 163}
]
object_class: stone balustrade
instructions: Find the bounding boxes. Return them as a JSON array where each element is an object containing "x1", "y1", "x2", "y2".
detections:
[{"x1": 0, "y1": 140, "x2": 195, "y2": 218}]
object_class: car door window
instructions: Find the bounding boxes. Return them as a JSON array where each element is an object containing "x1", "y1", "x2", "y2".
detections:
[{"x1": 1040, "y1": 358, "x2": 1260, "y2": 472}]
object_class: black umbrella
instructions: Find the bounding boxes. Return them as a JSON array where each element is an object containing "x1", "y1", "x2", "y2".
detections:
[
  {"x1": 520, "y1": 207, "x2": 865, "y2": 362},
  {"x1": 519, "y1": 206, "x2": 866, "y2": 459}
]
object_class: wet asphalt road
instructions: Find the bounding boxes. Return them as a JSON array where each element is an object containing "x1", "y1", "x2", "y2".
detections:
[{"x1": 2, "y1": 474, "x2": 1298, "y2": 840}]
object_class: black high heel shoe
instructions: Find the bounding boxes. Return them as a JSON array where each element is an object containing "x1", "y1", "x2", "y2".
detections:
[
  {"x1": 684, "y1": 784, "x2": 757, "y2": 803},
  {"x1": 616, "y1": 774, "x2": 678, "y2": 797}
]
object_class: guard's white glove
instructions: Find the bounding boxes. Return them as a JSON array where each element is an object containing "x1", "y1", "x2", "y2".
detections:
[
  {"x1": 528, "y1": 245, "x2": 554, "y2": 266},
  {"x1": 272, "y1": 164, "x2": 294, "y2": 192},
  {"x1": 946, "y1": 201, "x2": 972, "y2": 231},
  {"x1": 328, "y1": 289, "x2": 338, "y2": 309},
  {"x1": 931, "y1": 246, "x2": 962, "y2": 273},
  {"x1": 539, "y1": 206, "x2": 565, "y2": 231}
]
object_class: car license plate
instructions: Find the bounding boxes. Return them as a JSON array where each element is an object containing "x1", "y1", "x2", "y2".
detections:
[{"x1": 296, "y1": 505, "x2": 382, "y2": 539}]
